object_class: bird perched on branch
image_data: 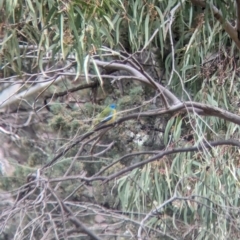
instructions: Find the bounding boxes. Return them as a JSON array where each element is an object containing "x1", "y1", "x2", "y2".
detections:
[{"x1": 93, "y1": 103, "x2": 117, "y2": 128}]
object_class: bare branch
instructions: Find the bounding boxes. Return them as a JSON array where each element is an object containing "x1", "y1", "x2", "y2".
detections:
[{"x1": 103, "y1": 139, "x2": 240, "y2": 183}]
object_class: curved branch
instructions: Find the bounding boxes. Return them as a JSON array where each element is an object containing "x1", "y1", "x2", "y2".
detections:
[
  {"x1": 42, "y1": 99, "x2": 240, "y2": 174},
  {"x1": 103, "y1": 139, "x2": 240, "y2": 183},
  {"x1": 191, "y1": 0, "x2": 240, "y2": 49},
  {"x1": 114, "y1": 101, "x2": 240, "y2": 126},
  {"x1": 92, "y1": 59, "x2": 180, "y2": 105},
  {"x1": 50, "y1": 139, "x2": 240, "y2": 184},
  {"x1": 44, "y1": 80, "x2": 98, "y2": 100}
]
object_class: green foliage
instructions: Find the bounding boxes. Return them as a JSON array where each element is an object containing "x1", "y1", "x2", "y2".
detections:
[
  {"x1": 83, "y1": 102, "x2": 95, "y2": 115},
  {"x1": 118, "y1": 95, "x2": 132, "y2": 108},
  {"x1": 92, "y1": 162, "x2": 123, "y2": 208},
  {"x1": 49, "y1": 103, "x2": 63, "y2": 115},
  {"x1": 2, "y1": 0, "x2": 240, "y2": 239},
  {"x1": 0, "y1": 165, "x2": 31, "y2": 191},
  {"x1": 49, "y1": 115, "x2": 71, "y2": 134},
  {"x1": 27, "y1": 152, "x2": 45, "y2": 167},
  {"x1": 83, "y1": 160, "x2": 102, "y2": 176},
  {"x1": 70, "y1": 119, "x2": 81, "y2": 133},
  {"x1": 129, "y1": 86, "x2": 144, "y2": 103},
  {"x1": 93, "y1": 180, "x2": 120, "y2": 208},
  {"x1": 117, "y1": 146, "x2": 240, "y2": 237}
]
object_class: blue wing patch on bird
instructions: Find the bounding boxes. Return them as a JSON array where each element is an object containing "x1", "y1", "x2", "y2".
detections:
[
  {"x1": 93, "y1": 104, "x2": 117, "y2": 127},
  {"x1": 101, "y1": 109, "x2": 116, "y2": 123}
]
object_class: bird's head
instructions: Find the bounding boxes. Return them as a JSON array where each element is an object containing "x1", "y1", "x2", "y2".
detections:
[{"x1": 109, "y1": 103, "x2": 116, "y2": 109}]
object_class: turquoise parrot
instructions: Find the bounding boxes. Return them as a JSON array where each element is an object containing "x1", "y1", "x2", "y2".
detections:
[{"x1": 94, "y1": 104, "x2": 117, "y2": 127}]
